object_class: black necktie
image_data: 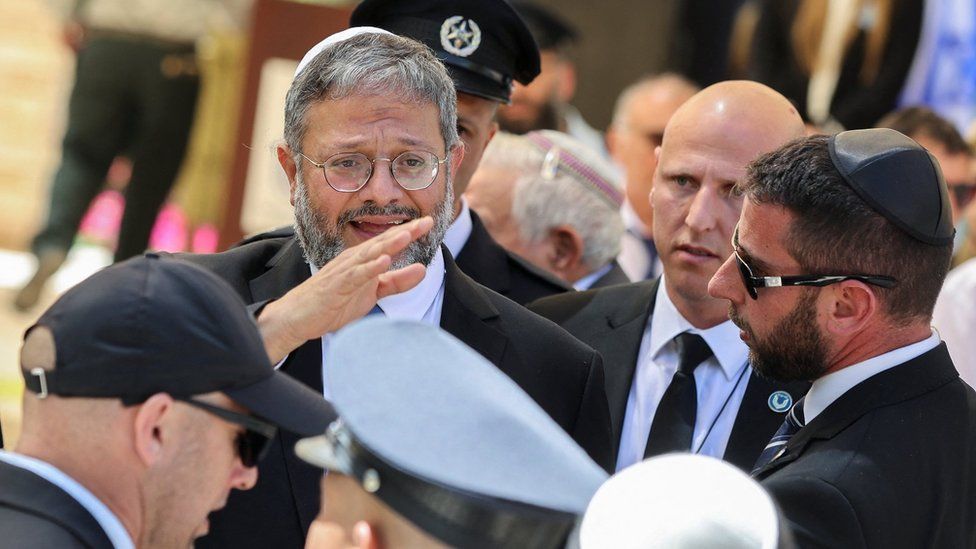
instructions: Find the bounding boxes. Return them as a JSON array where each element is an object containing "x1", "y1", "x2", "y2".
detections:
[
  {"x1": 643, "y1": 333, "x2": 713, "y2": 458},
  {"x1": 751, "y1": 399, "x2": 805, "y2": 474}
]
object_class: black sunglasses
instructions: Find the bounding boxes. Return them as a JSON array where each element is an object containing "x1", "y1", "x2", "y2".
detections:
[
  {"x1": 733, "y1": 250, "x2": 897, "y2": 300},
  {"x1": 176, "y1": 397, "x2": 277, "y2": 468}
]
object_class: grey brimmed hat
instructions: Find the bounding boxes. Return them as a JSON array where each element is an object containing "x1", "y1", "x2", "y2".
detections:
[
  {"x1": 22, "y1": 253, "x2": 336, "y2": 437},
  {"x1": 296, "y1": 317, "x2": 607, "y2": 549},
  {"x1": 828, "y1": 128, "x2": 954, "y2": 246}
]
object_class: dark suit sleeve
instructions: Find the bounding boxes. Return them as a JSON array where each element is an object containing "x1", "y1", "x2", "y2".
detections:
[
  {"x1": 764, "y1": 475, "x2": 867, "y2": 549},
  {"x1": 572, "y1": 350, "x2": 616, "y2": 473}
]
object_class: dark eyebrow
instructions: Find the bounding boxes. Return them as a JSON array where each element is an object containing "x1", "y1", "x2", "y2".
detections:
[{"x1": 732, "y1": 226, "x2": 775, "y2": 274}]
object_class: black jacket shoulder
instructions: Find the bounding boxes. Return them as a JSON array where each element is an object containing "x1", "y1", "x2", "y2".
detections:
[{"x1": 0, "y1": 461, "x2": 114, "y2": 549}]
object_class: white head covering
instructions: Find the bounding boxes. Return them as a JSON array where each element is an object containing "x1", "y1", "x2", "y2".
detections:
[
  {"x1": 579, "y1": 454, "x2": 782, "y2": 549},
  {"x1": 294, "y1": 26, "x2": 394, "y2": 77}
]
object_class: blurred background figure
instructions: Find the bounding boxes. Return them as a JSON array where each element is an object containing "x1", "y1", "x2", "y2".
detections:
[
  {"x1": 298, "y1": 318, "x2": 607, "y2": 549},
  {"x1": 897, "y1": 0, "x2": 976, "y2": 136},
  {"x1": 580, "y1": 454, "x2": 794, "y2": 549},
  {"x1": 466, "y1": 130, "x2": 627, "y2": 290},
  {"x1": 748, "y1": 0, "x2": 923, "y2": 131},
  {"x1": 497, "y1": 1, "x2": 605, "y2": 156},
  {"x1": 606, "y1": 73, "x2": 699, "y2": 281},
  {"x1": 13, "y1": 0, "x2": 250, "y2": 312},
  {"x1": 878, "y1": 106, "x2": 976, "y2": 260}
]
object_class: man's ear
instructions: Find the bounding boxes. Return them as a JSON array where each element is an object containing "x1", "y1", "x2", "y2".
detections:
[
  {"x1": 557, "y1": 61, "x2": 577, "y2": 103},
  {"x1": 823, "y1": 280, "x2": 877, "y2": 336},
  {"x1": 132, "y1": 393, "x2": 175, "y2": 468},
  {"x1": 278, "y1": 144, "x2": 300, "y2": 207},
  {"x1": 605, "y1": 126, "x2": 619, "y2": 158},
  {"x1": 449, "y1": 142, "x2": 466, "y2": 177},
  {"x1": 547, "y1": 225, "x2": 584, "y2": 274}
]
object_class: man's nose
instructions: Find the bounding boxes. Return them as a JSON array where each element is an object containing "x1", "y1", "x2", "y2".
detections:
[
  {"x1": 708, "y1": 253, "x2": 741, "y2": 302},
  {"x1": 357, "y1": 159, "x2": 406, "y2": 205}
]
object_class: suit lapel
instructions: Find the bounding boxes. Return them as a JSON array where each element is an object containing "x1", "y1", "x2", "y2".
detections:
[
  {"x1": 591, "y1": 280, "x2": 659, "y2": 441},
  {"x1": 246, "y1": 238, "x2": 322, "y2": 532},
  {"x1": 725, "y1": 373, "x2": 809, "y2": 471},
  {"x1": 754, "y1": 344, "x2": 958, "y2": 479},
  {"x1": 439, "y1": 249, "x2": 509, "y2": 367},
  {"x1": 453, "y1": 211, "x2": 512, "y2": 295}
]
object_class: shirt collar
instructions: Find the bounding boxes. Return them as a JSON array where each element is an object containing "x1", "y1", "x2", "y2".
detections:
[
  {"x1": 803, "y1": 330, "x2": 941, "y2": 423},
  {"x1": 0, "y1": 451, "x2": 135, "y2": 549},
  {"x1": 574, "y1": 263, "x2": 613, "y2": 290},
  {"x1": 442, "y1": 198, "x2": 473, "y2": 258},
  {"x1": 309, "y1": 247, "x2": 446, "y2": 322},
  {"x1": 648, "y1": 277, "x2": 749, "y2": 380}
]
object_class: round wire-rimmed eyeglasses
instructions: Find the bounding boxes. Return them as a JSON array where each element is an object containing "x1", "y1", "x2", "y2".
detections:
[{"x1": 298, "y1": 150, "x2": 447, "y2": 192}]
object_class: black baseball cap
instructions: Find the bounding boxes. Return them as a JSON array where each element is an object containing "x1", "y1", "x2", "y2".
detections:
[
  {"x1": 350, "y1": 0, "x2": 541, "y2": 103},
  {"x1": 21, "y1": 253, "x2": 336, "y2": 436},
  {"x1": 828, "y1": 128, "x2": 955, "y2": 246}
]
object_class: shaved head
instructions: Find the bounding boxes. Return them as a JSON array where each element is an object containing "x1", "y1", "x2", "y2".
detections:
[{"x1": 664, "y1": 81, "x2": 805, "y2": 153}]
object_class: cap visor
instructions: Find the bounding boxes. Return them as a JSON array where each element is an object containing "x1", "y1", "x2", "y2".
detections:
[
  {"x1": 225, "y1": 371, "x2": 336, "y2": 437},
  {"x1": 295, "y1": 434, "x2": 347, "y2": 471}
]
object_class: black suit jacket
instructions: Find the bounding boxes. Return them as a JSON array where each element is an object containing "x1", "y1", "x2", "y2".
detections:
[
  {"x1": 182, "y1": 236, "x2": 613, "y2": 548},
  {"x1": 455, "y1": 210, "x2": 572, "y2": 305},
  {"x1": 0, "y1": 460, "x2": 114, "y2": 548},
  {"x1": 529, "y1": 279, "x2": 808, "y2": 471},
  {"x1": 756, "y1": 344, "x2": 976, "y2": 549}
]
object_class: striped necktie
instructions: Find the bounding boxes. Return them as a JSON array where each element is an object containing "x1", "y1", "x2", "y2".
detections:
[{"x1": 751, "y1": 399, "x2": 805, "y2": 474}]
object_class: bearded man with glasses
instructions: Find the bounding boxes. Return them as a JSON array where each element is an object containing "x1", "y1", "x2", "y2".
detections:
[
  {"x1": 0, "y1": 254, "x2": 336, "y2": 549},
  {"x1": 708, "y1": 129, "x2": 976, "y2": 548},
  {"x1": 182, "y1": 28, "x2": 613, "y2": 549}
]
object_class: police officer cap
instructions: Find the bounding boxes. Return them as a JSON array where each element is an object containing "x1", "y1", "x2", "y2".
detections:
[
  {"x1": 296, "y1": 318, "x2": 607, "y2": 549},
  {"x1": 350, "y1": 0, "x2": 541, "y2": 104},
  {"x1": 511, "y1": 1, "x2": 580, "y2": 51},
  {"x1": 829, "y1": 128, "x2": 954, "y2": 246}
]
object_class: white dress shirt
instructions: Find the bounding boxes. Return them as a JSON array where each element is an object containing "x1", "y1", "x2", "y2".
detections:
[
  {"x1": 314, "y1": 248, "x2": 447, "y2": 400},
  {"x1": 615, "y1": 278, "x2": 751, "y2": 471},
  {"x1": 617, "y1": 202, "x2": 662, "y2": 281},
  {"x1": 0, "y1": 450, "x2": 135, "y2": 549},
  {"x1": 932, "y1": 257, "x2": 976, "y2": 388},
  {"x1": 442, "y1": 198, "x2": 474, "y2": 259},
  {"x1": 803, "y1": 330, "x2": 941, "y2": 423}
]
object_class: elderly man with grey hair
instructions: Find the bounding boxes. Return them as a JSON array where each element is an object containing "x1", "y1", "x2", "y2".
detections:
[
  {"x1": 182, "y1": 29, "x2": 614, "y2": 549},
  {"x1": 466, "y1": 130, "x2": 629, "y2": 290}
]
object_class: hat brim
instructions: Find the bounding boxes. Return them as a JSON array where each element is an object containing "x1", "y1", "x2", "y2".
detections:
[
  {"x1": 450, "y1": 66, "x2": 510, "y2": 104},
  {"x1": 295, "y1": 433, "x2": 348, "y2": 472},
  {"x1": 225, "y1": 371, "x2": 337, "y2": 437}
]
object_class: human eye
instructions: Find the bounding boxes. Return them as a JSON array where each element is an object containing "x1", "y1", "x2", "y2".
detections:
[
  {"x1": 328, "y1": 154, "x2": 365, "y2": 170},
  {"x1": 396, "y1": 152, "x2": 430, "y2": 169}
]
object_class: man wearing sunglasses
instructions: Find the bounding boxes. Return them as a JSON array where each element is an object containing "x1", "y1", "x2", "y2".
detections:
[
  {"x1": 709, "y1": 129, "x2": 976, "y2": 548},
  {"x1": 0, "y1": 254, "x2": 336, "y2": 548},
  {"x1": 531, "y1": 81, "x2": 808, "y2": 473}
]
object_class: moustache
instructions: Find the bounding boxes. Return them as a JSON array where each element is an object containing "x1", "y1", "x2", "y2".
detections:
[{"x1": 337, "y1": 203, "x2": 421, "y2": 226}]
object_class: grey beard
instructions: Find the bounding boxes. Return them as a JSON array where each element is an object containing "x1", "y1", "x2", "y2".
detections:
[{"x1": 293, "y1": 170, "x2": 455, "y2": 270}]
